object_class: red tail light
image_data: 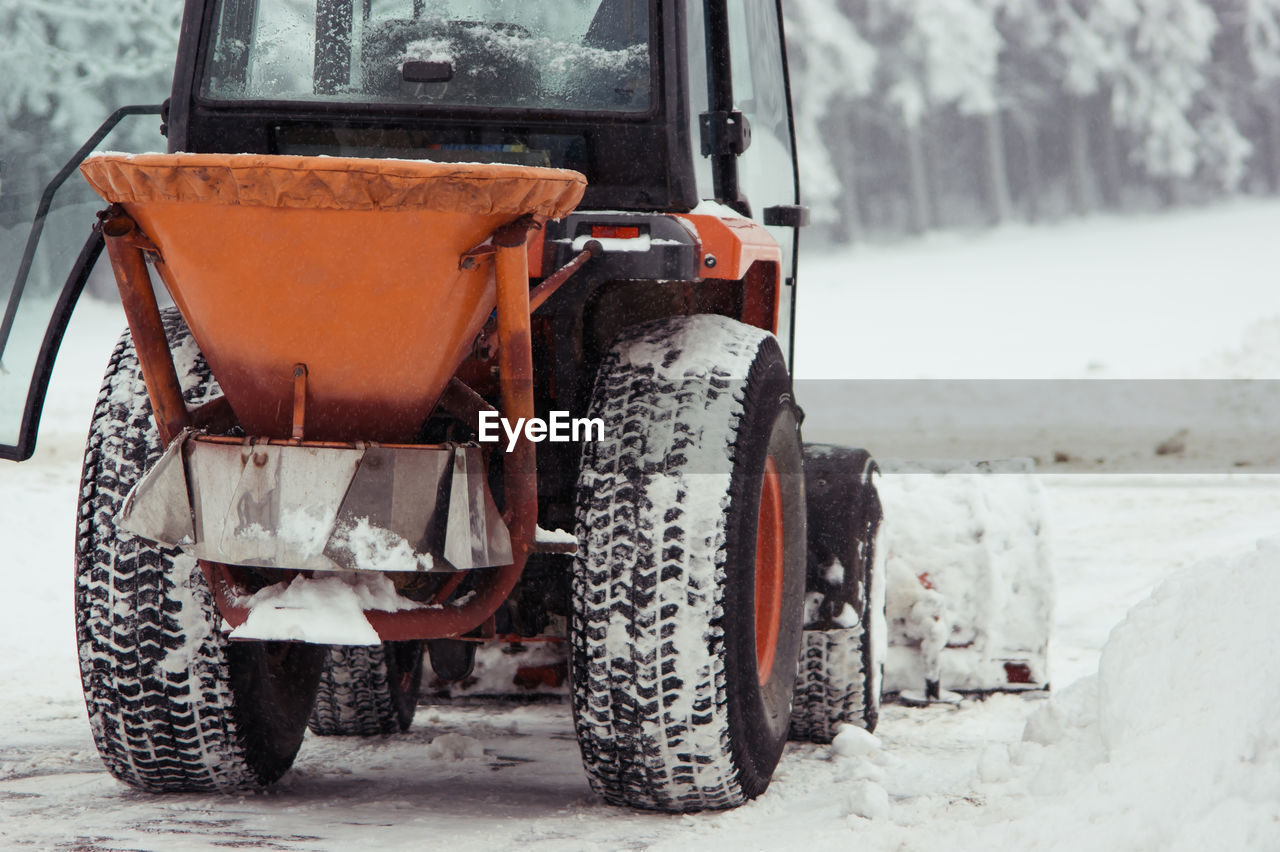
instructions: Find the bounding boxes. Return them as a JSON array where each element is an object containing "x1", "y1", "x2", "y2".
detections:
[{"x1": 591, "y1": 225, "x2": 642, "y2": 240}]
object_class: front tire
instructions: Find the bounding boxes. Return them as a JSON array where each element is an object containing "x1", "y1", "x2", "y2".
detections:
[
  {"x1": 308, "y1": 642, "x2": 426, "y2": 736},
  {"x1": 75, "y1": 310, "x2": 324, "y2": 792},
  {"x1": 571, "y1": 315, "x2": 806, "y2": 812},
  {"x1": 789, "y1": 446, "x2": 884, "y2": 742}
]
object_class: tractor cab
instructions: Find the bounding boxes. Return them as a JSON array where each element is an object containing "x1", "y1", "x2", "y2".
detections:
[
  {"x1": 0, "y1": 0, "x2": 804, "y2": 461},
  {"x1": 179, "y1": 0, "x2": 685, "y2": 210},
  {"x1": 176, "y1": 0, "x2": 800, "y2": 221}
]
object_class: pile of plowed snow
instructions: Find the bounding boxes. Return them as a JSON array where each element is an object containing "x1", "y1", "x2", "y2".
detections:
[{"x1": 984, "y1": 537, "x2": 1280, "y2": 850}]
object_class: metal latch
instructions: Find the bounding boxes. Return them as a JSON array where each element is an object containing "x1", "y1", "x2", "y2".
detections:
[
  {"x1": 700, "y1": 109, "x2": 752, "y2": 157},
  {"x1": 763, "y1": 205, "x2": 811, "y2": 228}
]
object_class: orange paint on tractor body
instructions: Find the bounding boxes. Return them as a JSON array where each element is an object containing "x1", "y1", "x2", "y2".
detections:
[
  {"x1": 678, "y1": 212, "x2": 781, "y2": 280},
  {"x1": 678, "y1": 212, "x2": 782, "y2": 332}
]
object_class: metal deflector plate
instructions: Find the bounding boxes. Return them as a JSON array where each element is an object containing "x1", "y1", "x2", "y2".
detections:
[{"x1": 119, "y1": 432, "x2": 511, "y2": 572}]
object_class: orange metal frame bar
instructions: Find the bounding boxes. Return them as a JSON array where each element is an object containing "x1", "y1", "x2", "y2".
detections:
[
  {"x1": 365, "y1": 218, "x2": 541, "y2": 640},
  {"x1": 101, "y1": 207, "x2": 192, "y2": 443},
  {"x1": 529, "y1": 239, "x2": 601, "y2": 312},
  {"x1": 101, "y1": 207, "x2": 543, "y2": 641}
]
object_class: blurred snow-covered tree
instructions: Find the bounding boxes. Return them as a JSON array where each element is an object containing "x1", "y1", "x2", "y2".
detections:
[
  {"x1": 0, "y1": 0, "x2": 180, "y2": 197},
  {"x1": 1208, "y1": 0, "x2": 1280, "y2": 191},
  {"x1": 782, "y1": 0, "x2": 877, "y2": 237},
  {"x1": 1113, "y1": 0, "x2": 1231, "y2": 196},
  {"x1": 850, "y1": 0, "x2": 1005, "y2": 230},
  {"x1": 0, "y1": 0, "x2": 180, "y2": 294},
  {"x1": 992, "y1": 0, "x2": 1137, "y2": 214}
]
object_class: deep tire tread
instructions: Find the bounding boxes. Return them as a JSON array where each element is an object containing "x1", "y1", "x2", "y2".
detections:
[
  {"x1": 570, "y1": 315, "x2": 799, "y2": 812},
  {"x1": 75, "y1": 309, "x2": 312, "y2": 792},
  {"x1": 308, "y1": 645, "x2": 413, "y2": 737},
  {"x1": 789, "y1": 625, "x2": 873, "y2": 742},
  {"x1": 788, "y1": 448, "x2": 883, "y2": 742}
]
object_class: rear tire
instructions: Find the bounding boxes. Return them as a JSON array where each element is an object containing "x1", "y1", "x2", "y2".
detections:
[
  {"x1": 308, "y1": 642, "x2": 426, "y2": 736},
  {"x1": 789, "y1": 446, "x2": 884, "y2": 742},
  {"x1": 75, "y1": 310, "x2": 324, "y2": 792},
  {"x1": 571, "y1": 315, "x2": 806, "y2": 812}
]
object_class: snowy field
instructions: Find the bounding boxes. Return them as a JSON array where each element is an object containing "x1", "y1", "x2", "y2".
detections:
[{"x1": 4, "y1": 202, "x2": 1280, "y2": 849}]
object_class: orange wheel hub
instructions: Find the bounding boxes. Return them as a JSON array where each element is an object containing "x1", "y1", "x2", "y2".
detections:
[{"x1": 754, "y1": 455, "x2": 785, "y2": 683}]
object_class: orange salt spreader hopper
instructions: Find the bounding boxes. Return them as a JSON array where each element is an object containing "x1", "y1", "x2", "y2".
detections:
[
  {"x1": 77, "y1": 152, "x2": 589, "y2": 640},
  {"x1": 80, "y1": 153, "x2": 586, "y2": 443}
]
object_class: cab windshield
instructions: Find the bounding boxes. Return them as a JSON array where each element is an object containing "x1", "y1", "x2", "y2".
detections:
[{"x1": 203, "y1": 0, "x2": 652, "y2": 113}]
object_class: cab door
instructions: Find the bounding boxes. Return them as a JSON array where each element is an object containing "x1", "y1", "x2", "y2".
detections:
[
  {"x1": 0, "y1": 106, "x2": 162, "y2": 461},
  {"x1": 685, "y1": 0, "x2": 805, "y2": 364},
  {"x1": 725, "y1": 0, "x2": 804, "y2": 363}
]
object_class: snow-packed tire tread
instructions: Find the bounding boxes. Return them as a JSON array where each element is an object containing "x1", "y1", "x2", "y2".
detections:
[
  {"x1": 308, "y1": 646, "x2": 403, "y2": 737},
  {"x1": 789, "y1": 625, "x2": 872, "y2": 742},
  {"x1": 788, "y1": 450, "x2": 882, "y2": 742},
  {"x1": 76, "y1": 309, "x2": 286, "y2": 792},
  {"x1": 571, "y1": 315, "x2": 782, "y2": 812}
]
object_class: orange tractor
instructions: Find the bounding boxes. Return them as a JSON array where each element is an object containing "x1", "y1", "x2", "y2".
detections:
[{"x1": 0, "y1": 0, "x2": 884, "y2": 812}]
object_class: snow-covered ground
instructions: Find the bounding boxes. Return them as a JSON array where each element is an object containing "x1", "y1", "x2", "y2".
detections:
[
  {"x1": 796, "y1": 199, "x2": 1280, "y2": 381},
  {"x1": 797, "y1": 199, "x2": 1280, "y2": 471},
  {"x1": 4, "y1": 203, "x2": 1280, "y2": 849}
]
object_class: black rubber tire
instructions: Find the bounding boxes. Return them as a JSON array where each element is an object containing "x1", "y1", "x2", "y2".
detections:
[
  {"x1": 75, "y1": 309, "x2": 324, "y2": 792},
  {"x1": 789, "y1": 445, "x2": 884, "y2": 742},
  {"x1": 308, "y1": 641, "x2": 426, "y2": 736},
  {"x1": 571, "y1": 315, "x2": 806, "y2": 812}
]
